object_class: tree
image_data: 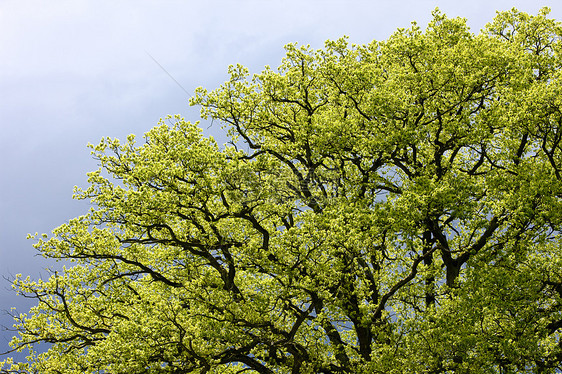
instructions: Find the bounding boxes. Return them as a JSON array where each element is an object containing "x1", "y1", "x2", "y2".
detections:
[{"x1": 3, "y1": 7, "x2": 562, "y2": 373}]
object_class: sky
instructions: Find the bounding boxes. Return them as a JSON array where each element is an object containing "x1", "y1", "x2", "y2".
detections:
[{"x1": 1, "y1": 0, "x2": 561, "y2": 360}]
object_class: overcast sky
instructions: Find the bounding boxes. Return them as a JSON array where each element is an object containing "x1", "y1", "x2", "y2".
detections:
[{"x1": 1, "y1": 0, "x2": 560, "y2": 359}]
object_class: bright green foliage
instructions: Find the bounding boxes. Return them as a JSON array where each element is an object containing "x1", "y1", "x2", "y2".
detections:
[{"x1": 3, "y1": 8, "x2": 562, "y2": 373}]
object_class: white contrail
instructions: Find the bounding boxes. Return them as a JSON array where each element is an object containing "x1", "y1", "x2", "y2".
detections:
[{"x1": 145, "y1": 51, "x2": 192, "y2": 98}]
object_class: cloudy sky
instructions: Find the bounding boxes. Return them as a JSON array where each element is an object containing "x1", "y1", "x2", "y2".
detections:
[{"x1": 1, "y1": 0, "x2": 560, "y2": 359}]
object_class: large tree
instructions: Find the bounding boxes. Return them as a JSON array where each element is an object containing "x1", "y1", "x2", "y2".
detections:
[{"x1": 3, "y1": 8, "x2": 562, "y2": 373}]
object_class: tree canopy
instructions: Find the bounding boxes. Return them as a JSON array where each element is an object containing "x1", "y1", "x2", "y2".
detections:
[{"x1": 3, "y1": 8, "x2": 562, "y2": 374}]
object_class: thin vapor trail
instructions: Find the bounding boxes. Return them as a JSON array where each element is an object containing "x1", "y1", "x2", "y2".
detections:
[{"x1": 145, "y1": 51, "x2": 192, "y2": 98}]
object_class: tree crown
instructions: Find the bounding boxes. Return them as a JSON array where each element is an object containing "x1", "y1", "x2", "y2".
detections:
[{"x1": 3, "y1": 7, "x2": 562, "y2": 374}]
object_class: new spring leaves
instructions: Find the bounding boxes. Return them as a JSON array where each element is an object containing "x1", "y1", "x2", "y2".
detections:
[{"x1": 3, "y1": 8, "x2": 562, "y2": 373}]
